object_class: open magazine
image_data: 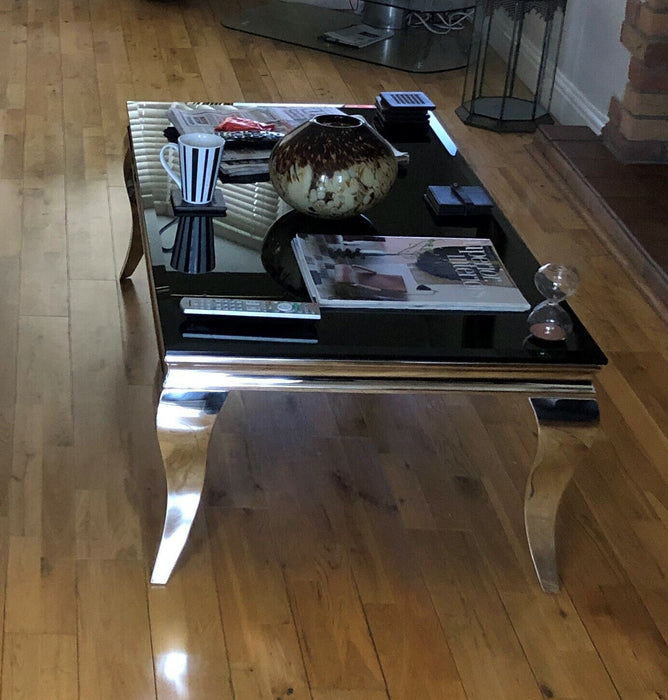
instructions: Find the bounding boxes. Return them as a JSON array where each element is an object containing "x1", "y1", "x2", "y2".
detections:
[{"x1": 291, "y1": 235, "x2": 530, "y2": 311}]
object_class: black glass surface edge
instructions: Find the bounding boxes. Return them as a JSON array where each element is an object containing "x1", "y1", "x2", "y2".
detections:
[{"x1": 132, "y1": 104, "x2": 607, "y2": 368}]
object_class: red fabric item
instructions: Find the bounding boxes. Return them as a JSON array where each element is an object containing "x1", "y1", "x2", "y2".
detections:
[{"x1": 214, "y1": 116, "x2": 275, "y2": 132}]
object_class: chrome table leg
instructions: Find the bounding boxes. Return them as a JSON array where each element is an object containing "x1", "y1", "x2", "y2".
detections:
[
  {"x1": 525, "y1": 397, "x2": 600, "y2": 592},
  {"x1": 120, "y1": 141, "x2": 145, "y2": 280},
  {"x1": 150, "y1": 389, "x2": 227, "y2": 584}
]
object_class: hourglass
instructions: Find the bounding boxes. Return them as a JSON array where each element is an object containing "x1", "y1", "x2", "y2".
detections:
[{"x1": 527, "y1": 263, "x2": 580, "y2": 341}]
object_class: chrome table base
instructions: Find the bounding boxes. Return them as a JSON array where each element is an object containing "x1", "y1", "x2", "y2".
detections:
[
  {"x1": 151, "y1": 389, "x2": 228, "y2": 584},
  {"x1": 144, "y1": 360, "x2": 600, "y2": 592},
  {"x1": 526, "y1": 397, "x2": 600, "y2": 592}
]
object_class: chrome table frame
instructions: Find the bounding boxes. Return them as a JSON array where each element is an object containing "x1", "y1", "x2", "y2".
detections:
[
  {"x1": 120, "y1": 114, "x2": 602, "y2": 593},
  {"x1": 150, "y1": 359, "x2": 600, "y2": 593}
]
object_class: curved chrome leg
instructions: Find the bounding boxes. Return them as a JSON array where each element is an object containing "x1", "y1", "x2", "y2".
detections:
[
  {"x1": 120, "y1": 140, "x2": 145, "y2": 280},
  {"x1": 150, "y1": 390, "x2": 227, "y2": 584},
  {"x1": 525, "y1": 397, "x2": 600, "y2": 593}
]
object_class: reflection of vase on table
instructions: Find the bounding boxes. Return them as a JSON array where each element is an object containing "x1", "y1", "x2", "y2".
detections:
[{"x1": 269, "y1": 114, "x2": 398, "y2": 219}]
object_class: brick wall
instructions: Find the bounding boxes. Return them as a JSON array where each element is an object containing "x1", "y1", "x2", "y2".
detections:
[{"x1": 602, "y1": 0, "x2": 668, "y2": 162}]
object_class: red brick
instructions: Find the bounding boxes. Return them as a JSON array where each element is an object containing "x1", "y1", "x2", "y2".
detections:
[
  {"x1": 637, "y1": 4, "x2": 668, "y2": 36},
  {"x1": 628, "y1": 56, "x2": 668, "y2": 92},
  {"x1": 645, "y1": 40, "x2": 668, "y2": 67},
  {"x1": 625, "y1": 0, "x2": 642, "y2": 24},
  {"x1": 608, "y1": 96, "x2": 623, "y2": 128},
  {"x1": 621, "y1": 19, "x2": 668, "y2": 64},
  {"x1": 645, "y1": 0, "x2": 668, "y2": 12},
  {"x1": 623, "y1": 85, "x2": 668, "y2": 115},
  {"x1": 602, "y1": 124, "x2": 668, "y2": 163},
  {"x1": 619, "y1": 108, "x2": 668, "y2": 141},
  {"x1": 621, "y1": 21, "x2": 649, "y2": 57}
]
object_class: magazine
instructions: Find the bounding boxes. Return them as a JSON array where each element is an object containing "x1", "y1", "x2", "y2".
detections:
[
  {"x1": 166, "y1": 103, "x2": 348, "y2": 178},
  {"x1": 321, "y1": 24, "x2": 394, "y2": 48},
  {"x1": 166, "y1": 102, "x2": 347, "y2": 135},
  {"x1": 291, "y1": 235, "x2": 530, "y2": 311}
]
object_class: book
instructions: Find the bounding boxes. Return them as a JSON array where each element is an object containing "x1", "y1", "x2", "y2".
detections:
[
  {"x1": 424, "y1": 184, "x2": 494, "y2": 216},
  {"x1": 321, "y1": 25, "x2": 394, "y2": 49},
  {"x1": 291, "y1": 235, "x2": 530, "y2": 311}
]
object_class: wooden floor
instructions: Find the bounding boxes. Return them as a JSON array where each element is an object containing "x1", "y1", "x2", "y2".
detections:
[
  {"x1": 532, "y1": 124, "x2": 668, "y2": 313},
  {"x1": 0, "y1": 0, "x2": 666, "y2": 696}
]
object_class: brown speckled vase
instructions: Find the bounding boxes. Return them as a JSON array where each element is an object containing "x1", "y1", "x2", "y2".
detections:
[{"x1": 269, "y1": 114, "x2": 398, "y2": 219}]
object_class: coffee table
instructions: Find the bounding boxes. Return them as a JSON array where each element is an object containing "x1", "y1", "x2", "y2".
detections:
[{"x1": 122, "y1": 101, "x2": 606, "y2": 591}]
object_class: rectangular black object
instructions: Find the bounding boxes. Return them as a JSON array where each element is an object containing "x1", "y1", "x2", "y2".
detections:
[
  {"x1": 171, "y1": 188, "x2": 227, "y2": 216},
  {"x1": 181, "y1": 317, "x2": 318, "y2": 344},
  {"x1": 375, "y1": 108, "x2": 430, "y2": 124},
  {"x1": 379, "y1": 91, "x2": 436, "y2": 110},
  {"x1": 425, "y1": 185, "x2": 494, "y2": 216}
]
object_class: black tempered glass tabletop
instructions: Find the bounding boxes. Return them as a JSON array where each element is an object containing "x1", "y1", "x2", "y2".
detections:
[{"x1": 127, "y1": 102, "x2": 606, "y2": 369}]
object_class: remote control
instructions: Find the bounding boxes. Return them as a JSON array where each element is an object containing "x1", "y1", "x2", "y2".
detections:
[
  {"x1": 220, "y1": 130, "x2": 284, "y2": 146},
  {"x1": 179, "y1": 296, "x2": 321, "y2": 320}
]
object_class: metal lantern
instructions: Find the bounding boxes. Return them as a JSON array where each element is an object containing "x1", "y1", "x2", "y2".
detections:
[{"x1": 456, "y1": 0, "x2": 566, "y2": 132}]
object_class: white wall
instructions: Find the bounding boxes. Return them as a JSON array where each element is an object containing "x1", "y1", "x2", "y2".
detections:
[
  {"x1": 553, "y1": 0, "x2": 630, "y2": 132},
  {"x1": 489, "y1": 0, "x2": 630, "y2": 133}
]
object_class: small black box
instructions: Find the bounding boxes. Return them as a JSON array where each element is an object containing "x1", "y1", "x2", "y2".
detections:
[
  {"x1": 378, "y1": 91, "x2": 436, "y2": 111},
  {"x1": 170, "y1": 188, "x2": 227, "y2": 217},
  {"x1": 424, "y1": 184, "x2": 494, "y2": 216}
]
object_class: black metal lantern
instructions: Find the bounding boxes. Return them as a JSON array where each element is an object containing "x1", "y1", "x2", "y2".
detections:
[{"x1": 456, "y1": 0, "x2": 566, "y2": 132}]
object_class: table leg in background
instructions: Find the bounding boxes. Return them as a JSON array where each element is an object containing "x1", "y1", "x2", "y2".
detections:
[{"x1": 120, "y1": 141, "x2": 145, "y2": 280}]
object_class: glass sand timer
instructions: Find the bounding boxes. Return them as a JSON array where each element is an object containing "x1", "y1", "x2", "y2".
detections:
[{"x1": 527, "y1": 263, "x2": 579, "y2": 341}]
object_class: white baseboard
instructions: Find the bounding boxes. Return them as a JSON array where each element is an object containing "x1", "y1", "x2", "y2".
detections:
[
  {"x1": 489, "y1": 16, "x2": 608, "y2": 134},
  {"x1": 552, "y1": 71, "x2": 608, "y2": 134}
]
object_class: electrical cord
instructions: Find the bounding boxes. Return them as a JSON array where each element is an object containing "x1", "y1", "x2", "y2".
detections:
[{"x1": 406, "y1": 8, "x2": 473, "y2": 34}]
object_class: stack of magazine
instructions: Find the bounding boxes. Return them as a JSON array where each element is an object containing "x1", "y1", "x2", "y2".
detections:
[
  {"x1": 291, "y1": 235, "x2": 530, "y2": 311},
  {"x1": 167, "y1": 103, "x2": 347, "y2": 179}
]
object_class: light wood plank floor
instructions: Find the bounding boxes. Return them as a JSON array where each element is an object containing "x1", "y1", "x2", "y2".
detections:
[{"x1": 0, "y1": 0, "x2": 666, "y2": 696}]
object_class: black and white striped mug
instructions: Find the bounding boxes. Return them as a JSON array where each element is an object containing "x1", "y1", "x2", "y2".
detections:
[{"x1": 160, "y1": 133, "x2": 225, "y2": 205}]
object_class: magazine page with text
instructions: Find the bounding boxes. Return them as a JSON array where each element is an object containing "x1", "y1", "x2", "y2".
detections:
[{"x1": 292, "y1": 235, "x2": 530, "y2": 311}]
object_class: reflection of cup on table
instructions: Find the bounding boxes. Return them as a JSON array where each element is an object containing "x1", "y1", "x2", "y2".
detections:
[
  {"x1": 170, "y1": 216, "x2": 215, "y2": 274},
  {"x1": 160, "y1": 133, "x2": 225, "y2": 205}
]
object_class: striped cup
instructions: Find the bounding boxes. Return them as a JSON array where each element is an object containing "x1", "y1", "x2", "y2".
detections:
[{"x1": 160, "y1": 133, "x2": 225, "y2": 205}]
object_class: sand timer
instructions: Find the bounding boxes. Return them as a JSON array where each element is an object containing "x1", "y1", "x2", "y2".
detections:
[{"x1": 527, "y1": 263, "x2": 579, "y2": 341}]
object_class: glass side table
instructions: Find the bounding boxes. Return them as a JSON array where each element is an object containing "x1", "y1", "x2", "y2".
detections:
[{"x1": 221, "y1": 0, "x2": 475, "y2": 73}]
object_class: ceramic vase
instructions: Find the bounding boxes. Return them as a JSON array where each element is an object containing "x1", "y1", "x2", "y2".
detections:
[{"x1": 269, "y1": 114, "x2": 398, "y2": 219}]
